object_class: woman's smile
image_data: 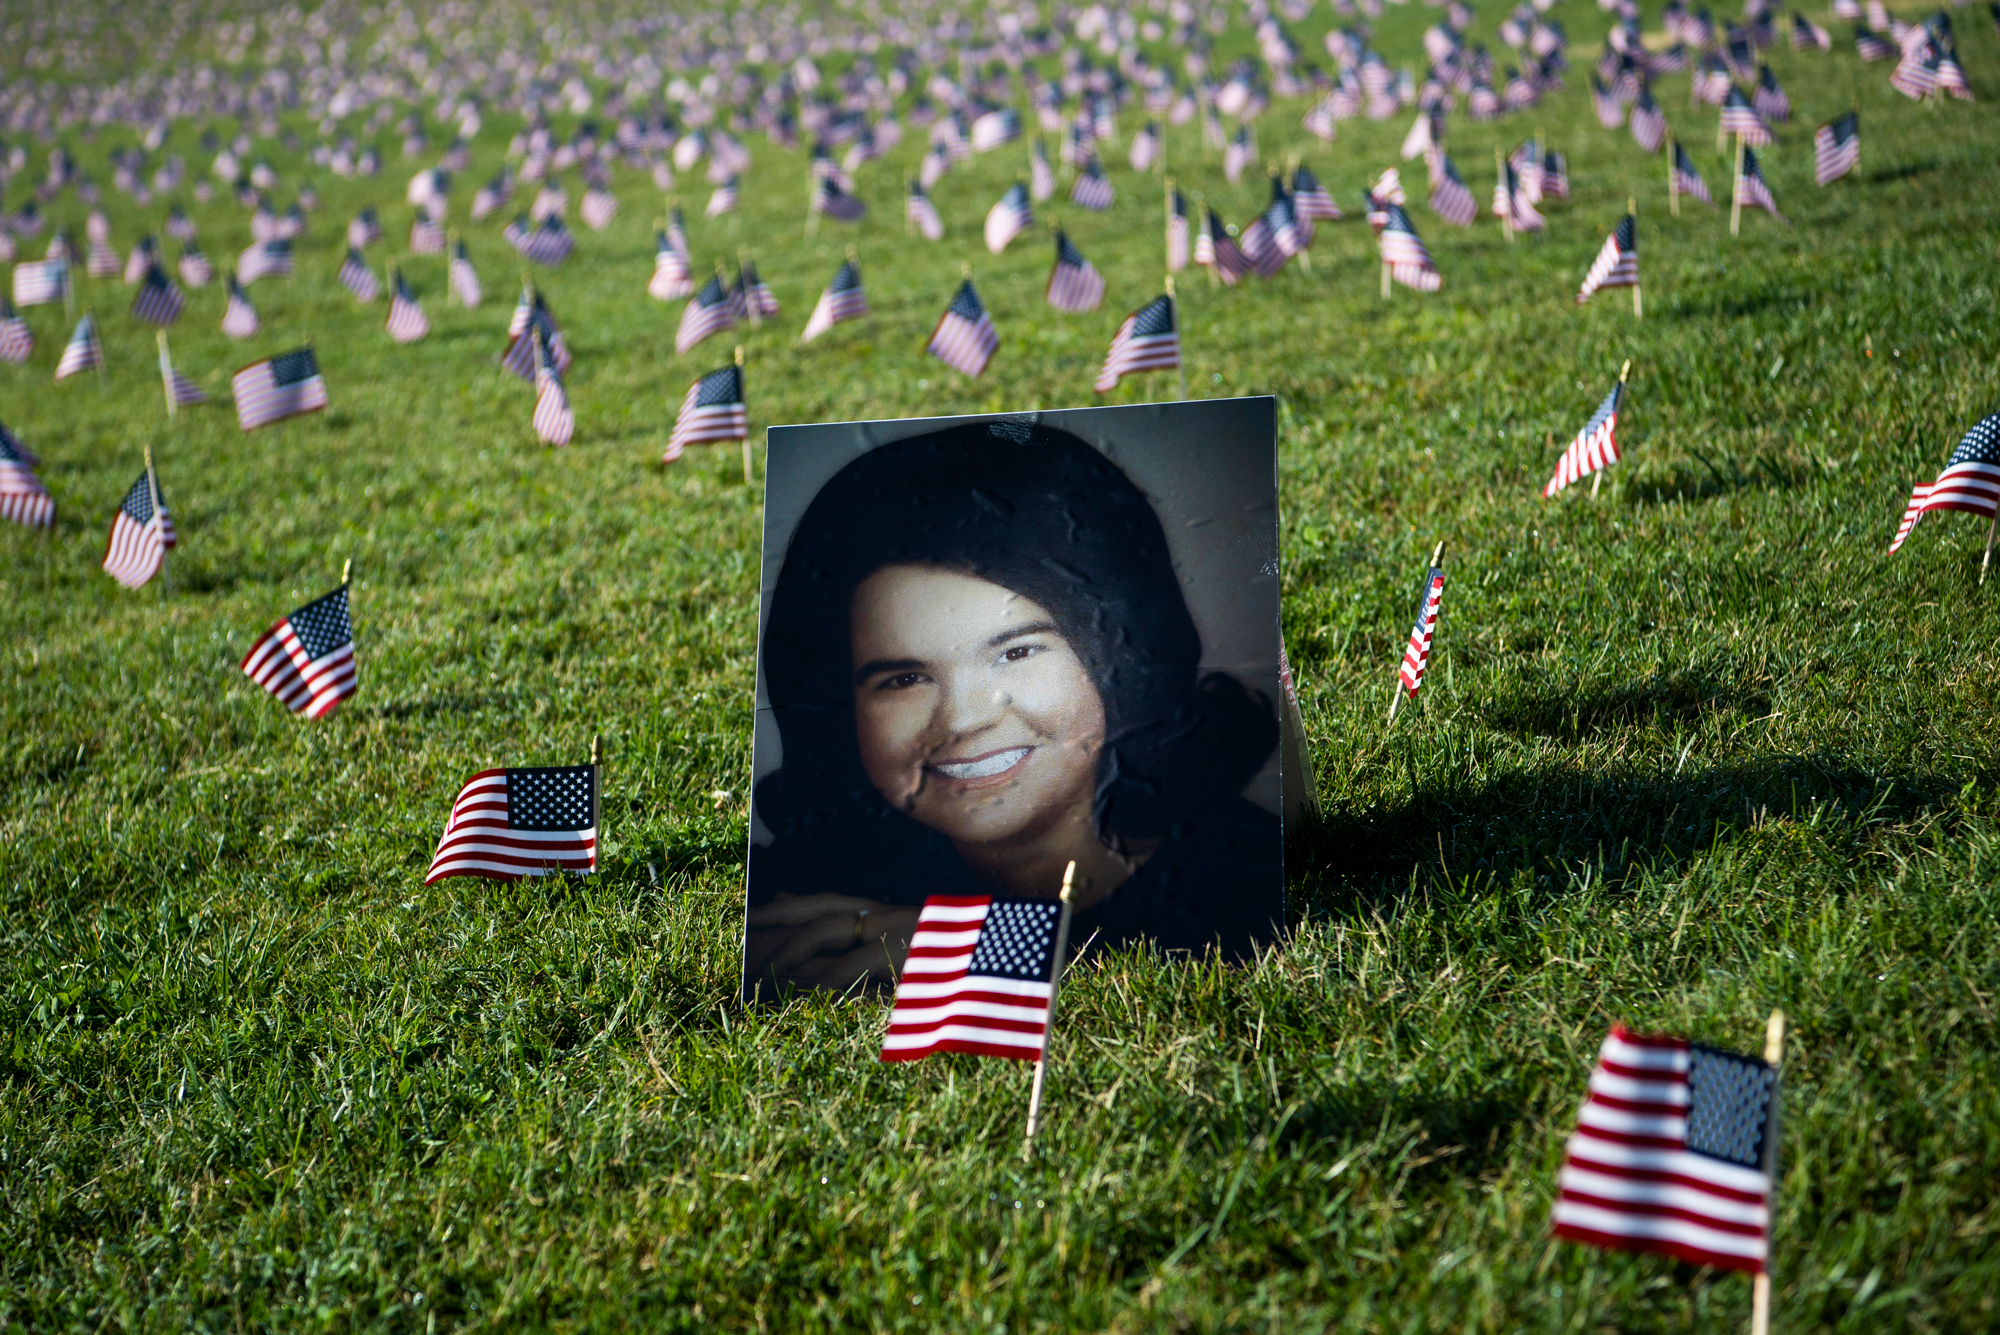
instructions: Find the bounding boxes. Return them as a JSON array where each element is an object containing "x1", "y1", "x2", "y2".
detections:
[{"x1": 927, "y1": 745, "x2": 1034, "y2": 786}]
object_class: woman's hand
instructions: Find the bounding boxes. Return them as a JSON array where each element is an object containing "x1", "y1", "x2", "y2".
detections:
[{"x1": 743, "y1": 894, "x2": 922, "y2": 995}]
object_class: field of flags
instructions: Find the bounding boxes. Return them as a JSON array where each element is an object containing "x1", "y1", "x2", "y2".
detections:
[{"x1": 3, "y1": 0, "x2": 1999, "y2": 1326}]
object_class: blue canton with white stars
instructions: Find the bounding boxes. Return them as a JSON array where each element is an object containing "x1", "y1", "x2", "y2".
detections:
[
  {"x1": 505, "y1": 765, "x2": 596, "y2": 831},
  {"x1": 1947, "y1": 413, "x2": 2000, "y2": 468},
  {"x1": 966, "y1": 900, "x2": 1061, "y2": 981},
  {"x1": 1686, "y1": 1045, "x2": 1778, "y2": 1169},
  {"x1": 119, "y1": 472, "x2": 157, "y2": 524},
  {"x1": 287, "y1": 586, "x2": 353, "y2": 660}
]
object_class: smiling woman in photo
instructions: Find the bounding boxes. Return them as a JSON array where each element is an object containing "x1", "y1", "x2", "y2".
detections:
[{"x1": 743, "y1": 418, "x2": 1281, "y2": 998}]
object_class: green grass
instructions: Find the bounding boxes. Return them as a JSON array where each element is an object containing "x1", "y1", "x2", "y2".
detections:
[{"x1": 5, "y1": 1, "x2": 2000, "y2": 1329}]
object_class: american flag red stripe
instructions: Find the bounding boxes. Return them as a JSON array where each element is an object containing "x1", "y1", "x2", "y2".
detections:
[
  {"x1": 927, "y1": 279, "x2": 999, "y2": 377},
  {"x1": 102, "y1": 469, "x2": 173, "y2": 589},
  {"x1": 1398, "y1": 567, "x2": 1445, "y2": 697},
  {"x1": 1046, "y1": 231, "x2": 1106, "y2": 312},
  {"x1": 879, "y1": 896, "x2": 1059, "y2": 1063},
  {"x1": 1889, "y1": 414, "x2": 2000, "y2": 552},
  {"x1": 1577, "y1": 215, "x2": 1639, "y2": 302},
  {"x1": 0, "y1": 423, "x2": 52, "y2": 528},
  {"x1": 1552, "y1": 1026, "x2": 1775, "y2": 1274},
  {"x1": 666, "y1": 364, "x2": 747, "y2": 460},
  {"x1": 233, "y1": 348, "x2": 328, "y2": 431},
  {"x1": 1095, "y1": 294, "x2": 1180, "y2": 392},
  {"x1": 801, "y1": 260, "x2": 868, "y2": 342},
  {"x1": 426, "y1": 765, "x2": 598, "y2": 884}
]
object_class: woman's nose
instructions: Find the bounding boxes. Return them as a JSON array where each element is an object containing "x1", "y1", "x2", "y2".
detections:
[{"x1": 935, "y1": 668, "x2": 1009, "y2": 735}]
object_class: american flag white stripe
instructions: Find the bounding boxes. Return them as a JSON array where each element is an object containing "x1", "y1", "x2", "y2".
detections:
[
  {"x1": 1094, "y1": 295, "x2": 1180, "y2": 392},
  {"x1": 102, "y1": 470, "x2": 173, "y2": 590},
  {"x1": 1577, "y1": 216, "x2": 1639, "y2": 302},
  {"x1": 1545, "y1": 381, "x2": 1624, "y2": 496},
  {"x1": 14, "y1": 259, "x2": 69, "y2": 306},
  {"x1": 0, "y1": 425, "x2": 53, "y2": 528},
  {"x1": 0, "y1": 310, "x2": 33, "y2": 363},
  {"x1": 801, "y1": 261, "x2": 868, "y2": 342},
  {"x1": 425, "y1": 766, "x2": 598, "y2": 884},
  {"x1": 666, "y1": 365, "x2": 747, "y2": 459},
  {"x1": 54, "y1": 316, "x2": 103, "y2": 382},
  {"x1": 879, "y1": 897, "x2": 1056, "y2": 1063},
  {"x1": 386, "y1": 275, "x2": 429, "y2": 343},
  {"x1": 240, "y1": 587, "x2": 357, "y2": 718},
  {"x1": 233, "y1": 349, "x2": 328, "y2": 431},
  {"x1": 1552, "y1": 1027, "x2": 1774, "y2": 1273},
  {"x1": 1398, "y1": 567, "x2": 1445, "y2": 696},
  {"x1": 928, "y1": 280, "x2": 999, "y2": 377}
]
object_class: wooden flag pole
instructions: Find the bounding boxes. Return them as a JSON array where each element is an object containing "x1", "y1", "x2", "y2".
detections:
[
  {"x1": 1381, "y1": 255, "x2": 1392, "y2": 299},
  {"x1": 736, "y1": 345, "x2": 752, "y2": 486},
  {"x1": 1168, "y1": 274, "x2": 1186, "y2": 401},
  {"x1": 1630, "y1": 196, "x2": 1642, "y2": 318},
  {"x1": 1749, "y1": 1009, "x2": 1787, "y2": 1335},
  {"x1": 1163, "y1": 175, "x2": 1173, "y2": 270},
  {"x1": 89, "y1": 306, "x2": 105, "y2": 393},
  {"x1": 1387, "y1": 540, "x2": 1446, "y2": 724},
  {"x1": 1496, "y1": 148, "x2": 1514, "y2": 244},
  {"x1": 1731, "y1": 134, "x2": 1746, "y2": 238},
  {"x1": 145, "y1": 443, "x2": 167, "y2": 597},
  {"x1": 1979, "y1": 510, "x2": 1998, "y2": 585},
  {"x1": 905, "y1": 172, "x2": 915, "y2": 237},
  {"x1": 1021, "y1": 861, "x2": 1078, "y2": 1160},
  {"x1": 738, "y1": 248, "x2": 760, "y2": 328},
  {"x1": 341, "y1": 558, "x2": 352, "y2": 586},
  {"x1": 1668, "y1": 137, "x2": 1681, "y2": 217},
  {"x1": 805, "y1": 177, "x2": 820, "y2": 237},
  {"x1": 156, "y1": 330, "x2": 176, "y2": 420}
]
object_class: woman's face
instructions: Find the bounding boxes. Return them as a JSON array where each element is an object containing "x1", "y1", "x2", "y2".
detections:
[{"x1": 849, "y1": 564, "x2": 1106, "y2": 852}]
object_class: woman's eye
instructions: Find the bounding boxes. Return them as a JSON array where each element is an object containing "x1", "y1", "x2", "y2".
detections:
[
  {"x1": 1000, "y1": 644, "x2": 1042, "y2": 664},
  {"x1": 877, "y1": 672, "x2": 927, "y2": 691}
]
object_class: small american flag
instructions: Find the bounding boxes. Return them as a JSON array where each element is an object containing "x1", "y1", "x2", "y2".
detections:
[
  {"x1": 122, "y1": 237, "x2": 152, "y2": 284},
  {"x1": 1793, "y1": 13, "x2": 1832, "y2": 49},
  {"x1": 676, "y1": 274, "x2": 738, "y2": 355},
  {"x1": 984, "y1": 182, "x2": 1034, "y2": 253},
  {"x1": 1629, "y1": 88, "x2": 1668, "y2": 153},
  {"x1": 220, "y1": 274, "x2": 259, "y2": 338},
  {"x1": 178, "y1": 245, "x2": 214, "y2": 287},
  {"x1": 735, "y1": 260, "x2": 779, "y2": 321},
  {"x1": 1069, "y1": 160, "x2": 1115, "y2": 211},
  {"x1": 409, "y1": 212, "x2": 446, "y2": 254},
  {"x1": 1889, "y1": 413, "x2": 2000, "y2": 553},
  {"x1": 386, "y1": 268, "x2": 429, "y2": 343},
  {"x1": 1543, "y1": 151, "x2": 1571, "y2": 202},
  {"x1": 906, "y1": 178, "x2": 944, "y2": 240},
  {"x1": 523, "y1": 216, "x2": 575, "y2": 267},
  {"x1": 0, "y1": 421, "x2": 54, "y2": 528},
  {"x1": 1672, "y1": 142, "x2": 1715, "y2": 204},
  {"x1": 1493, "y1": 163, "x2": 1545, "y2": 232},
  {"x1": 971, "y1": 107, "x2": 1023, "y2": 154},
  {"x1": 1128, "y1": 120, "x2": 1161, "y2": 172},
  {"x1": 103, "y1": 467, "x2": 175, "y2": 589},
  {"x1": 666, "y1": 363, "x2": 746, "y2": 461},
  {"x1": 129, "y1": 266, "x2": 184, "y2": 326},
  {"x1": 928, "y1": 277, "x2": 1000, "y2": 377},
  {"x1": 1224, "y1": 126, "x2": 1255, "y2": 182},
  {"x1": 1029, "y1": 139, "x2": 1057, "y2": 201},
  {"x1": 704, "y1": 177, "x2": 738, "y2": 219},
  {"x1": 1545, "y1": 376, "x2": 1626, "y2": 496},
  {"x1": 582, "y1": 186, "x2": 620, "y2": 229},
  {"x1": 1426, "y1": 150, "x2": 1478, "y2": 227},
  {"x1": 502, "y1": 309, "x2": 571, "y2": 381},
  {"x1": 0, "y1": 295, "x2": 34, "y2": 363},
  {"x1": 1165, "y1": 185, "x2": 1190, "y2": 270},
  {"x1": 87, "y1": 238, "x2": 121, "y2": 279},
  {"x1": 1197, "y1": 206, "x2": 1251, "y2": 285},
  {"x1": 348, "y1": 207, "x2": 382, "y2": 248},
  {"x1": 1752, "y1": 66, "x2": 1791, "y2": 122},
  {"x1": 1379, "y1": 204, "x2": 1442, "y2": 291},
  {"x1": 1736, "y1": 146, "x2": 1785, "y2": 221},
  {"x1": 241, "y1": 583, "x2": 357, "y2": 717},
  {"x1": 426, "y1": 762, "x2": 599, "y2": 884},
  {"x1": 157, "y1": 335, "x2": 207, "y2": 408},
  {"x1": 1890, "y1": 47, "x2": 1941, "y2": 99},
  {"x1": 1815, "y1": 112, "x2": 1860, "y2": 186},
  {"x1": 531, "y1": 325, "x2": 575, "y2": 447},
  {"x1": 1854, "y1": 26, "x2": 1896, "y2": 62},
  {"x1": 1397, "y1": 558, "x2": 1446, "y2": 700},
  {"x1": 879, "y1": 896, "x2": 1064, "y2": 1063},
  {"x1": 1552, "y1": 1025, "x2": 1778, "y2": 1274},
  {"x1": 920, "y1": 142, "x2": 953, "y2": 190},
  {"x1": 1592, "y1": 74, "x2": 1627, "y2": 128},
  {"x1": 13, "y1": 258, "x2": 68, "y2": 307},
  {"x1": 649, "y1": 225, "x2": 696, "y2": 301},
  {"x1": 1046, "y1": 229, "x2": 1106, "y2": 312},
  {"x1": 339, "y1": 247, "x2": 379, "y2": 301},
  {"x1": 54, "y1": 314, "x2": 103, "y2": 382},
  {"x1": 801, "y1": 259, "x2": 868, "y2": 342},
  {"x1": 1719, "y1": 88, "x2": 1774, "y2": 145},
  {"x1": 238, "y1": 239, "x2": 293, "y2": 283},
  {"x1": 449, "y1": 240, "x2": 482, "y2": 308},
  {"x1": 233, "y1": 347, "x2": 327, "y2": 431},
  {"x1": 812, "y1": 176, "x2": 868, "y2": 223},
  {"x1": 1577, "y1": 214, "x2": 1639, "y2": 303},
  {"x1": 1292, "y1": 164, "x2": 1343, "y2": 220},
  {"x1": 1095, "y1": 294, "x2": 1180, "y2": 393}
]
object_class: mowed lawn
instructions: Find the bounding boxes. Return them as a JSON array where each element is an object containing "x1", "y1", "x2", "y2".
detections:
[{"x1": 4, "y1": 0, "x2": 2000, "y2": 1329}]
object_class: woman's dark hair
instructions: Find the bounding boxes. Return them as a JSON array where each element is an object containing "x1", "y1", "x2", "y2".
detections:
[{"x1": 754, "y1": 419, "x2": 1277, "y2": 879}]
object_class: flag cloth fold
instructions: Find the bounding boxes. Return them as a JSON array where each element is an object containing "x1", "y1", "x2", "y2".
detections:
[
  {"x1": 425, "y1": 763, "x2": 599, "y2": 883},
  {"x1": 801, "y1": 259, "x2": 868, "y2": 342},
  {"x1": 666, "y1": 363, "x2": 747, "y2": 462},
  {"x1": 1577, "y1": 215, "x2": 1639, "y2": 302},
  {"x1": 1888, "y1": 413, "x2": 2000, "y2": 553},
  {"x1": 927, "y1": 278, "x2": 999, "y2": 377},
  {"x1": 103, "y1": 468, "x2": 175, "y2": 589},
  {"x1": 1545, "y1": 379, "x2": 1625, "y2": 496},
  {"x1": 879, "y1": 896, "x2": 1062, "y2": 1063},
  {"x1": 240, "y1": 584, "x2": 357, "y2": 717},
  {"x1": 1398, "y1": 565, "x2": 1446, "y2": 697},
  {"x1": 1094, "y1": 294, "x2": 1180, "y2": 393},
  {"x1": 676, "y1": 274, "x2": 738, "y2": 355},
  {"x1": 0, "y1": 421, "x2": 54, "y2": 528},
  {"x1": 233, "y1": 347, "x2": 327, "y2": 431},
  {"x1": 985, "y1": 183, "x2": 1034, "y2": 253},
  {"x1": 1552, "y1": 1024, "x2": 1777, "y2": 1274},
  {"x1": 54, "y1": 314, "x2": 103, "y2": 381},
  {"x1": 386, "y1": 268, "x2": 429, "y2": 343},
  {"x1": 1046, "y1": 229, "x2": 1106, "y2": 312},
  {"x1": 531, "y1": 325, "x2": 575, "y2": 446}
]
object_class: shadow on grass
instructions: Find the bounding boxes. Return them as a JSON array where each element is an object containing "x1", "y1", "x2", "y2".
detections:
[
  {"x1": 1869, "y1": 158, "x2": 1939, "y2": 185},
  {"x1": 1625, "y1": 445, "x2": 1820, "y2": 505},
  {"x1": 1481, "y1": 669, "x2": 1771, "y2": 738},
  {"x1": 1290, "y1": 752, "x2": 1985, "y2": 917}
]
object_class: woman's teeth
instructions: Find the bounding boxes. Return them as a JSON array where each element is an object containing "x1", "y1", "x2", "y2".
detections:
[{"x1": 933, "y1": 748, "x2": 1030, "y2": 780}]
